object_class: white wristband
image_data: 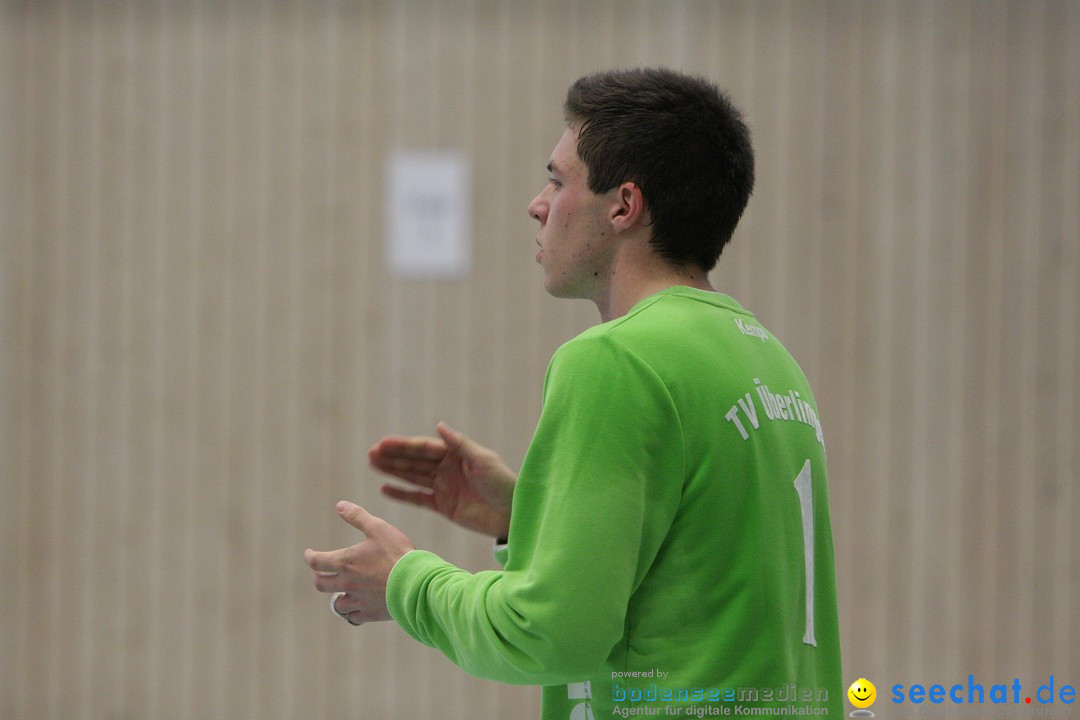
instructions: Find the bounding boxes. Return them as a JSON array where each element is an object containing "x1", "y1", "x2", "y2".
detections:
[{"x1": 330, "y1": 592, "x2": 360, "y2": 626}]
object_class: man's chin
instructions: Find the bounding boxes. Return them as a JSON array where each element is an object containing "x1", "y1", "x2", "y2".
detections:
[
  {"x1": 543, "y1": 282, "x2": 584, "y2": 302},
  {"x1": 542, "y1": 277, "x2": 568, "y2": 298}
]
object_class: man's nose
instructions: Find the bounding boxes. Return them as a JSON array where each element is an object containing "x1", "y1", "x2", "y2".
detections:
[{"x1": 528, "y1": 194, "x2": 547, "y2": 223}]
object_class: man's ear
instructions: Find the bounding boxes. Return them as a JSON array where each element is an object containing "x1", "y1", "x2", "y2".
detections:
[{"x1": 609, "y1": 182, "x2": 647, "y2": 233}]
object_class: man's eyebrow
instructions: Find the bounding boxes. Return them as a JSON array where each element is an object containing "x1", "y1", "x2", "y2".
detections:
[{"x1": 546, "y1": 161, "x2": 561, "y2": 175}]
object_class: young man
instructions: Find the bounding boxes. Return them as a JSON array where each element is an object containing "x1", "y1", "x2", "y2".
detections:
[{"x1": 305, "y1": 68, "x2": 843, "y2": 719}]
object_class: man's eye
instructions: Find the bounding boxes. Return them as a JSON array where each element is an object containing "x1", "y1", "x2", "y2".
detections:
[{"x1": 548, "y1": 177, "x2": 562, "y2": 189}]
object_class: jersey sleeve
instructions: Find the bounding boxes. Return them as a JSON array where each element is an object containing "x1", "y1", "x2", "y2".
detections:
[{"x1": 385, "y1": 332, "x2": 685, "y2": 686}]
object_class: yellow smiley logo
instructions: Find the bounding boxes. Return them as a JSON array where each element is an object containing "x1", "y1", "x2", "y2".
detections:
[{"x1": 848, "y1": 678, "x2": 877, "y2": 709}]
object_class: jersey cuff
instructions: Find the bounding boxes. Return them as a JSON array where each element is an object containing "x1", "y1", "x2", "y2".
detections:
[{"x1": 385, "y1": 549, "x2": 448, "y2": 647}]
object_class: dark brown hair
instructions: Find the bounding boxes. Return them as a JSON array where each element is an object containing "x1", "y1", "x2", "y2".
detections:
[{"x1": 565, "y1": 68, "x2": 754, "y2": 271}]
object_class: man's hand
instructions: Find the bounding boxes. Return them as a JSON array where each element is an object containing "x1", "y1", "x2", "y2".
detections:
[
  {"x1": 370, "y1": 422, "x2": 516, "y2": 539},
  {"x1": 304, "y1": 501, "x2": 416, "y2": 624}
]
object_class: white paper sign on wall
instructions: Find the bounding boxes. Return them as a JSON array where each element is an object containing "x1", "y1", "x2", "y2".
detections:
[{"x1": 385, "y1": 151, "x2": 471, "y2": 278}]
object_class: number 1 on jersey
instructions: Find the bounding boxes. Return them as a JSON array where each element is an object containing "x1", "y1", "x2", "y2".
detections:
[{"x1": 793, "y1": 459, "x2": 816, "y2": 647}]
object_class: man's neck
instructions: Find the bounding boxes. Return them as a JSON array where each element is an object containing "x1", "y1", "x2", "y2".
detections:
[{"x1": 594, "y1": 256, "x2": 715, "y2": 323}]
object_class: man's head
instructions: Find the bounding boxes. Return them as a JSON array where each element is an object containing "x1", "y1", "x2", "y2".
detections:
[{"x1": 563, "y1": 68, "x2": 754, "y2": 272}]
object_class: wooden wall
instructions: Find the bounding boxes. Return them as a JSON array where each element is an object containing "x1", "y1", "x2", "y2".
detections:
[{"x1": 2, "y1": 1, "x2": 1077, "y2": 718}]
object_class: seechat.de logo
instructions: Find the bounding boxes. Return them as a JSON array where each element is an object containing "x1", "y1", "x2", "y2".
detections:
[{"x1": 848, "y1": 678, "x2": 877, "y2": 717}]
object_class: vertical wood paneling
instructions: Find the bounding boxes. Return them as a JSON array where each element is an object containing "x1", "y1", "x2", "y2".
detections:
[
  {"x1": 2, "y1": 2, "x2": 1078, "y2": 718},
  {"x1": 0, "y1": 0, "x2": 22, "y2": 712},
  {"x1": 1052, "y1": 0, "x2": 1079, "y2": 674},
  {"x1": 0, "y1": 4, "x2": 15, "y2": 716}
]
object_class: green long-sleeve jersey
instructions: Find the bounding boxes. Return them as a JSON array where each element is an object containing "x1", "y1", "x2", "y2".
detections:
[{"x1": 387, "y1": 287, "x2": 842, "y2": 719}]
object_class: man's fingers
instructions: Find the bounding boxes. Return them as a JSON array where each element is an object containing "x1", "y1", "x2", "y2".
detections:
[
  {"x1": 368, "y1": 457, "x2": 439, "y2": 488},
  {"x1": 436, "y1": 421, "x2": 476, "y2": 457},
  {"x1": 380, "y1": 483, "x2": 437, "y2": 510},
  {"x1": 369, "y1": 435, "x2": 447, "y2": 463},
  {"x1": 304, "y1": 547, "x2": 341, "y2": 574},
  {"x1": 336, "y1": 500, "x2": 383, "y2": 535},
  {"x1": 369, "y1": 437, "x2": 445, "y2": 486},
  {"x1": 312, "y1": 569, "x2": 345, "y2": 593}
]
